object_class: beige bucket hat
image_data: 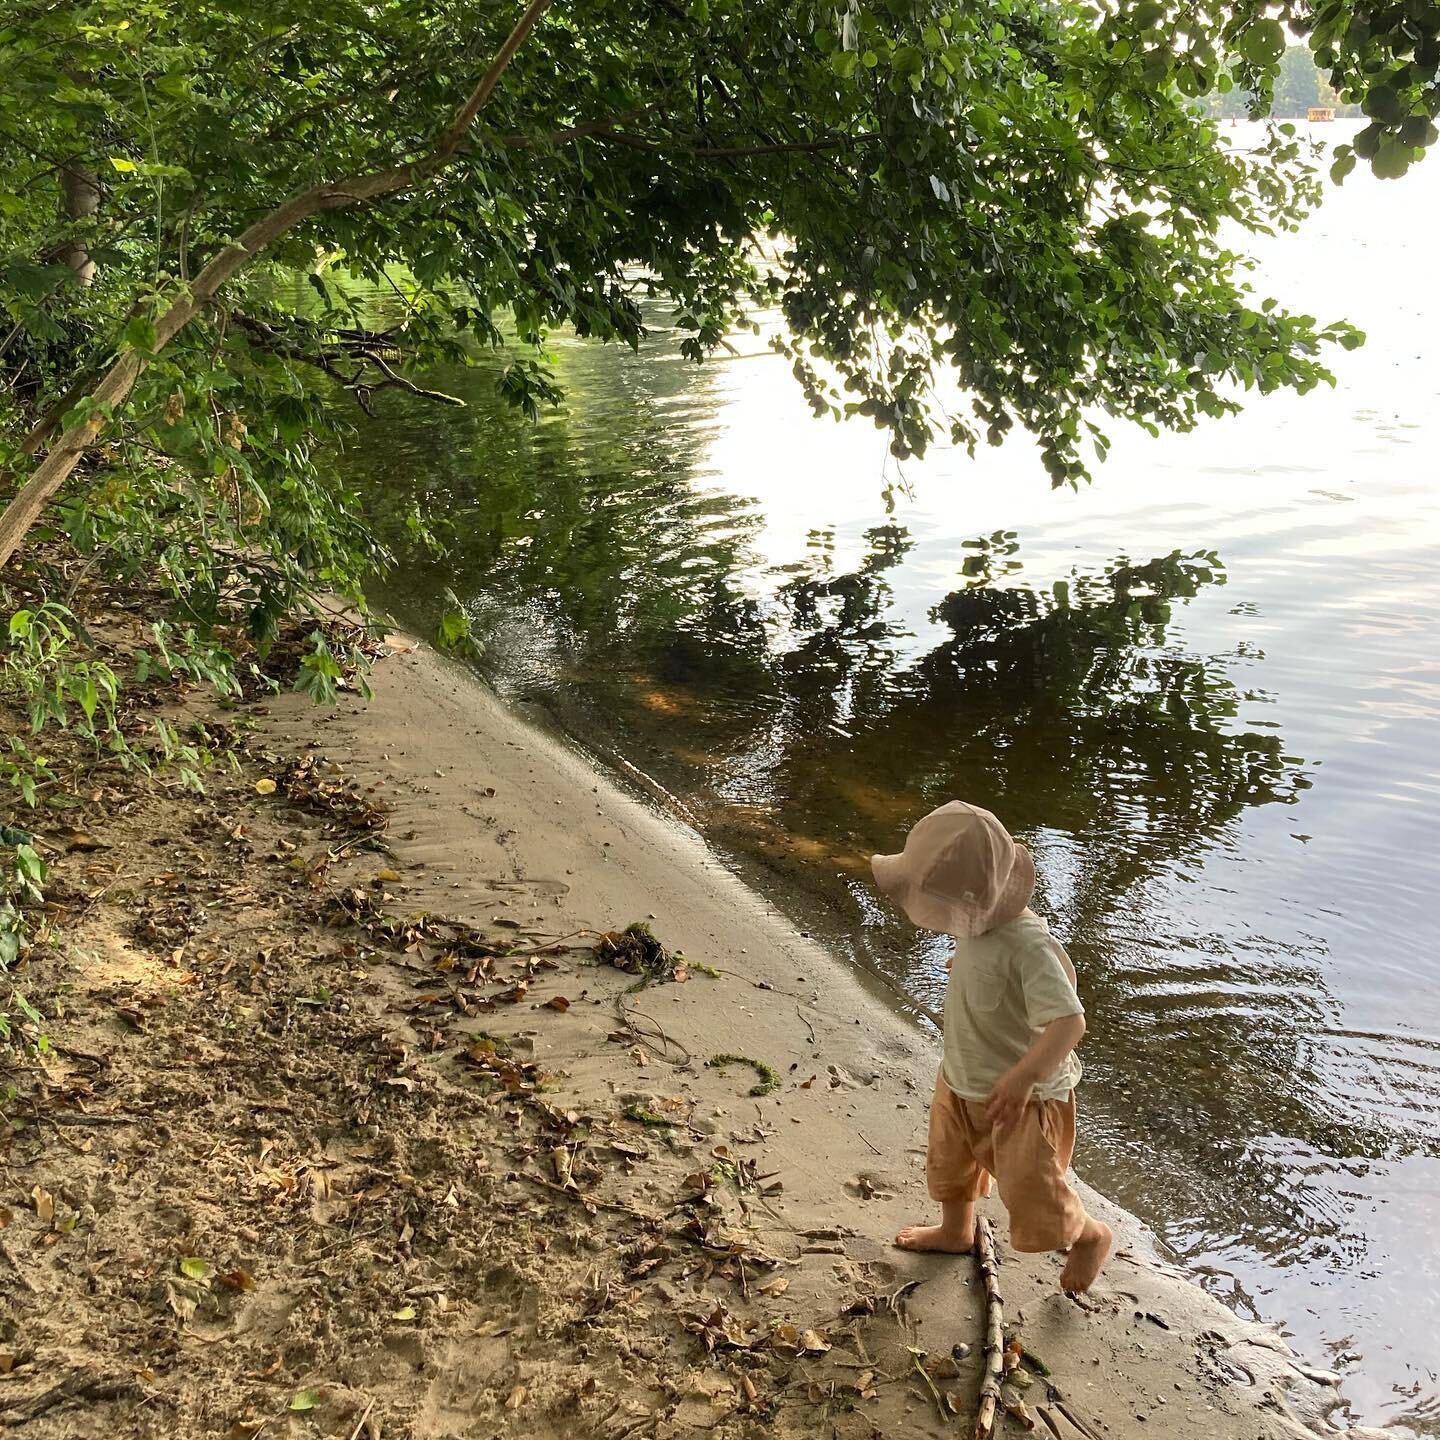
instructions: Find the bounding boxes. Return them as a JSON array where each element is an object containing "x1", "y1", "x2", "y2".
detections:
[{"x1": 871, "y1": 801, "x2": 1035, "y2": 938}]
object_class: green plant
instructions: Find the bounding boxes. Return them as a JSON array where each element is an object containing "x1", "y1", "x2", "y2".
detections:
[
  {"x1": 0, "y1": 822, "x2": 48, "y2": 1050},
  {"x1": 6, "y1": 603, "x2": 122, "y2": 742}
]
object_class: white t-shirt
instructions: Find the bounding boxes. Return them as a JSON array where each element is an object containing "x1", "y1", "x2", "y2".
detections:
[{"x1": 941, "y1": 913, "x2": 1084, "y2": 1103}]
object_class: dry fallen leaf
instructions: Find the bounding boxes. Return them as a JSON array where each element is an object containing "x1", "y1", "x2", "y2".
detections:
[
  {"x1": 545, "y1": 995, "x2": 571, "y2": 1012},
  {"x1": 1000, "y1": 1387, "x2": 1036, "y2": 1431},
  {"x1": 758, "y1": 1277, "x2": 790, "y2": 1298},
  {"x1": 798, "y1": 1328, "x2": 831, "y2": 1356},
  {"x1": 552, "y1": 1148, "x2": 575, "y2": 1189},
  {"x1": 0, "y1": 1352, "x2": 16, "y2": 1374},
  {"x1": 254, "y1": 778, "x2": 277, "y2": 795},
  {"x1": 165, "y1": 1280, "x2": 199, "y2": 1323},
  {"x1": 31, "y1": 1185, "x2": 54, "y2": 1224},
  {"x1": 504, "y1": 1385, "x2": 527, "y2": 1410}
]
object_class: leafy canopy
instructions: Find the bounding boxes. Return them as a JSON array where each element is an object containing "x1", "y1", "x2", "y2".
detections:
[
  {"x1": 0, "y1": 0, "x2": 1415, "y2": 1010},
  {"x1": 2, "y1": 0, "x2": 1375, "y2": 510}
]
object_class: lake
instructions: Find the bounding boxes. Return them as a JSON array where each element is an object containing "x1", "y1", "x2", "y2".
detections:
[{"x1": 348, "y1": 122, "x2": 1440, "y2": 1433}]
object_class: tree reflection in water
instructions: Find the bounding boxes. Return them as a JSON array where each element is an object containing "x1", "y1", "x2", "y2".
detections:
[{"x1": 353, "y1": 344, "x2": 1409, "y2": 1305}]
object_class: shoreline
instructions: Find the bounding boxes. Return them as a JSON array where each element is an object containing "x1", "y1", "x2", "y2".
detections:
[
  {"x1": 0, "y1": 620, "x2": 1383, "y2": 1439},
  {"x1": 272, "y1": 635, "x2": 1363, "y2": 1438}
]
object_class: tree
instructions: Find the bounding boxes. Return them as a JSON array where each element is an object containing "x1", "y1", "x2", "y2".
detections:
[{"x1": 2, "y1": 0, "x2": 1368, "y2": 575}]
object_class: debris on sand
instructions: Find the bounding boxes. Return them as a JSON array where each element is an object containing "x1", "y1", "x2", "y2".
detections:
[
  {"x1": 706, "y1": 1051, "x2": 781, "y2": 1096},
  {"x1": 596, "y1": 920, "x2": 688, "y2": 983}
]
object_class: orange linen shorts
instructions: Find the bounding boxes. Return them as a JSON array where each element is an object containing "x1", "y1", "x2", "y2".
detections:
[{"x1": 926, "y1": 1071, "x2": 1088, "y2": 1253}]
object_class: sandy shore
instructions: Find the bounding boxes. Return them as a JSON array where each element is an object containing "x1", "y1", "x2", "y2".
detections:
[
  {"x1": 259, "y1": 639, "x2": 1365, "y2": 1440},
  {"x1": 1, "y1": 623, "x2": 1381, "y2": 1439}
]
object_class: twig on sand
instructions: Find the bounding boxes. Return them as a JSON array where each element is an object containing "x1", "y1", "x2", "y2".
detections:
[
  {"x1": 1052, "y1": 1399, "x2": 1105, "y2": 1440},
  {"x1": 346, "y1": 1396, "x2": 376, "y2": 1440},
  {"x1": 858, "y1": 1130, "x2": 882, "y2": 1157},
  {"x1": 910, "y1": 1347, "x2": 949, "y2": 1424},
  {"x1": 0, "y1": 1371, "x2": 139, "y2": 1423},
  {"x1": 45, "y1": 1110, "x2": 141, "y2": 1127},
  {"x1": 975, "y1": 1215, "x2": 1005, "y2": 1440},
  {"x1": 617, "y1": 993, "x2": 692, "y2": 1065}
]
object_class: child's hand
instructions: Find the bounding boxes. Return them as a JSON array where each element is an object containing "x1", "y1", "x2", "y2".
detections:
[{"x1": 984, "y1": 1065, "x2": 1036, "y2": 1129}]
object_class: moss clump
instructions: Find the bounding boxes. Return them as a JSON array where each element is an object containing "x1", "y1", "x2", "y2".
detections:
[
  {"x1": 707, "y1": 1052, "x2": 780, "y2": 1097},
  {"x1": 621, "y1": 1101, "x2": 673, "y2": 1126}
]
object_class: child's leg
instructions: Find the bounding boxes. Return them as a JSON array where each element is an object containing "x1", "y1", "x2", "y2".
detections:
[
  {"x1": 990, "y1": 1092, "x2": 1111, "y2": 1291},
  {"x1": 1058, "y1": 1215, "x2": 1113, "y2": 1293},
  {"x1": 895, "y1": 1072, "x2": 985, "y2": 1254}
]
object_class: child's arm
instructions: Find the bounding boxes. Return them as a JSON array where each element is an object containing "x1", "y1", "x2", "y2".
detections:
[{"x1": 984, "y1": 1012, "x2": 1086, "y2": 1128}]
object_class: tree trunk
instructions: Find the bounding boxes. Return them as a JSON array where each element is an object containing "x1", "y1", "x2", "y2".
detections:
[
  {"x1": 58, "y1": 163, "x2": 101, "y2": 287},
  {"x1": 0, "y1": 0, "x2": 552, "y2": 572}
]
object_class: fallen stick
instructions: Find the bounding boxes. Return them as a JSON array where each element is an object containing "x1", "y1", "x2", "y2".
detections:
[
  {"x1": 346, "y1": 1396, "x2": 376, "y2": 1440},
  {"x1": 910, "y1": 1347, "x2": 949, "y2": 1424},
  {"x1": 974, "y1": 1215, "x2": 1004, "y2": 1440},
  {"x1": 0, "y1": 1372, "x2": 138, "y2": 1423}
]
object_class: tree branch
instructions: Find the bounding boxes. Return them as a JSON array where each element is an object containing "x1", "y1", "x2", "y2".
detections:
[
  {"x1": 0, "y1": 0, "x2": 552, "y2": 569},
  {"x1": 599, "y1": 131, "x2": 869, "y2": 159},
  {"x1": 433, "y1": 0, "x2": 553, "y2": 158},
  {"x1": 494, "y1": 105, "x2": 659, "y2": 149},
  {"x1": 230, "y1": 314, "x2": 465, "y2": 413}
]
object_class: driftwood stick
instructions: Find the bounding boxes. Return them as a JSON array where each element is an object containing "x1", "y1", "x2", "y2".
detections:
[
  {"x1": 346, "y1": 1396, "x2": 376, "y2": 1440},
  {"x1": 974, "y1": 1214, "x2": 1005, "y2": 1440},
  {"x1": 0, "y1": 1372, "x2": 138, "y2": 1423}
]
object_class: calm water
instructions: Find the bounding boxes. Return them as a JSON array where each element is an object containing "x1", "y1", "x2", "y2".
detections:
[{"x1": 347, "y1": 125, "x2": 1440, "y2": 1432}]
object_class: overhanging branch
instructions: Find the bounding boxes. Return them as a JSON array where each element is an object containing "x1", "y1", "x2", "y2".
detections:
[{"x1": 0, "y1": 0, "x2": 552, "y2": 570}]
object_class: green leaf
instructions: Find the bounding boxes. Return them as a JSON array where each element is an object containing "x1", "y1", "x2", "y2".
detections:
[
  {"x1": 1361, "y1": 84, "x2": 1403, "y2": 123},
  {"x1": 1372, "y1": 139, "x2": 1413, "y2": 178},
  {"x1": 107, "y1": 156, "x2": 137, "y2": 172},
  {"x1": 121, "y1": 316, "x2": 158, "y2": 355},
  {"x1": 179, "y1": 1255, "x2": 213, "y2": 1280},
  {"x1": 1353, "y1": 123, "x2": 1384, "y2": 160},
  {"x1": 289, "y1": 1389, "x2": 322, "y2": 1411},
  {"x1": 1239, "y1": 19, "x2": 1286, "y2": 66}
]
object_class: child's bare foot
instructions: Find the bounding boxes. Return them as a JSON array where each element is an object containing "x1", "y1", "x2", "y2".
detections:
[
  {"x1": 894, "y1": 1222, "x2": 974, "y2": 1254},
  {"x1": 1059, "y1": 1218, "x2": 1113, "y2": 1292}
]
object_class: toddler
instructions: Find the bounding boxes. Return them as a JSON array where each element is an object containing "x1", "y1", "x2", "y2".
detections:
[{"x1": 872, "y1": 800, "x2": 1111, "y2": 1292}]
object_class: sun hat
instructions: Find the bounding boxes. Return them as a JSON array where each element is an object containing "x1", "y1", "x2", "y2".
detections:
[{"x1": 870, "y1": 801, "x2": 1035, "y2": 938}]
